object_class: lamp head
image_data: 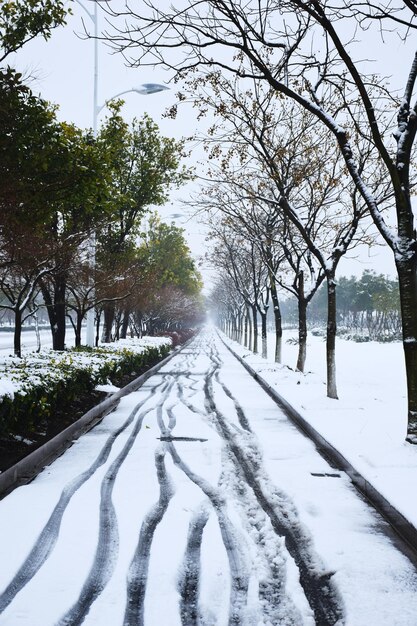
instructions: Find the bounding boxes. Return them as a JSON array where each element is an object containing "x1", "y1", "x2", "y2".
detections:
[{"x1": 134, "y1": 83, "x2": 170, "y2": 95}]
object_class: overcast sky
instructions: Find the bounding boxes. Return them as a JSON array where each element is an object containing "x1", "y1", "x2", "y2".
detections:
[{"x1": 10, "y1": 1, "x2": 417, "y2": 286}]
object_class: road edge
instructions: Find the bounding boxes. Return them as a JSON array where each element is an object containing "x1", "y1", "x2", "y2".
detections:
[
  {"x1": 0, "y1": 339, "x2": 193, "y2": 499},
  {"x1": 218, "y1": 331, "x2": 417, "y2": 566}
]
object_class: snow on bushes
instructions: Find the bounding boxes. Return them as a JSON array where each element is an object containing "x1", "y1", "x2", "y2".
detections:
[{"x1": 0, "y1": 336, "x2": 172, "y2": 438}]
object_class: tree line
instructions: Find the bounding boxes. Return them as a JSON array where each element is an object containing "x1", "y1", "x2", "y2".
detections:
[
  {"x1": 0, "y1": 1, "x2": 204, "y2": 357},
  {"x1": 280, "y1": 271, "x2": 401, "y2": 340},
  {"x1": 99, "y1": 0, "x2": 417, "y2": 442}
]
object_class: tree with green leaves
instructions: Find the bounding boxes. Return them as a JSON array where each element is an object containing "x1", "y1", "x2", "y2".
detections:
[
  {"x1": 0, "y1": 71, "x2": 63, "y2": 223},
  {"x1": 0, "y1": 72, "x2": 100, "y2": 352},
  {"x1": 0, "y1": 0, "x2": 68, "y2": 63},
  {"x1": 37, "y1": 121, "x2": 112, "y2": 350},
  {"x1": 310, "y1": 270, "x2": 401, "y2": 340},
  {"x1": 139, "y1": 215, "x2": 202, "y2": 295},
  {"x1": 0, "y1": 0, "x2": 73, "y2": 222},
  {"x1": 131, "y1": 215, "x2": 203, "y2": 335},
  {"x1": 96, "y1": 103, "x2": 192, "y2": 342}
]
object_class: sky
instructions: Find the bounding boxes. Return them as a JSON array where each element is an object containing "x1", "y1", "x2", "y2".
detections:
[{"x1": 9, "y1": 0, "x2": 417, "y2": 289}]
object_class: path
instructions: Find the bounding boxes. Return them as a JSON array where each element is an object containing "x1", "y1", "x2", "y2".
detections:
[{"x1": 0, "y1": 329, "x2": 416, "y2": 625}]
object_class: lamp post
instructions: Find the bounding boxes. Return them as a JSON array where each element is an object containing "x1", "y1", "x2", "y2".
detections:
[
  {"x1": 75, "y1": 1, "x2": 169, "y2": 346},
  {"x1": 94, "y1": 85, "x2": 170, "y2": 128},
  {"x1": 74, "y1": 0, "x2": 98, "y2": 134}
]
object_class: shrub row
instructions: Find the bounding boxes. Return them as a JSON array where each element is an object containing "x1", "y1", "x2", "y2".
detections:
[
  {"x1": 154, "y1": 328, "x2": 197, "y2": 347},
  {"x1": 0, "y1": 340, "x2": 171, "y2": 439}
]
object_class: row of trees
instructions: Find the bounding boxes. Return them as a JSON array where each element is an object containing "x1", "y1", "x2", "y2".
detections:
[
  {"x1": 101, "y1": 0, "x2": 417, "y2": 441},
  {"x1": 308, "y1": 271, "x2": 401, "y2": 339},
  {"x1": 275, "y1": 271, "x2": 402, "y2": 339},
  {"x1": 198, "y1": 94, "x2": 375, "y2": 401},
  {"x1": 0, "y1": 1, "x2": 203, "y2": 357}
]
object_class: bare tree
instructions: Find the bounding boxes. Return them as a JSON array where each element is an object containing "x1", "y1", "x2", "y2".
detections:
[
  {"x1": 198, "y1": 184, "x2": 284, "y2": 359},
  {"x1": 0, "y1": 225, "x2": 52, "y2": 356},
  {"x1": 274, "y1": 216, "x2": 325, "y2": 372},
  {"x1": 207, "y1": 219, "x2": 270, "y2": 355},
  {"x1": 101, "y1": 0, "x2": 417, "y2": 440},
  {"x1": 194, "y1": 84, "x2": 374, "y2": 394},
  {"x1": 209, "y1": 278, "x2": 248, "y2": 342}
]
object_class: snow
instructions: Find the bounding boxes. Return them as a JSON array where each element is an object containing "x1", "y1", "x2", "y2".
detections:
[
  {"x1": 223, "y1": 328, "x2": 417, "y2": 531},
  {"x1": 0, "y1": 335, "x2": 172, "y2": 402},
  {"x1": 0, "y1": 328, "x2": 416, "y2": 624},
  {"x1": 95, "y1": 383, "x2": 121, "y2": 394}
]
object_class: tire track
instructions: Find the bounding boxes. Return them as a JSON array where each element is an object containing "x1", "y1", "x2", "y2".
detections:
[
  {"x1": 177, "y1": 502, "x2": 211, "y2": 626},
  {"x1": 167, "y1": 443, "x2": 250, "y2": 626},
  {"x1": 203, "y1": 339, "x2": 345, "y2": 626},
  {"x1": 123, "y1": 448, "x2": 175, "y2": 626},
  {"x1": 57, "y1": 378, "x2": 176, "y2": 626},
  {"x1": 144, "y1": 360, "x2": 251, "y2": 626},
  {"x1": 216, "y1": 379, "x2": 252, "y2": 432},
  {"x1": 123, "y1": 347, "x2": 203, "y2": 625},
  {"x1": 0, "y1": 331, "x2": 345, "y2": 625},
  {"x1": 219, "y1": 458, "x2": 303, "y2": 625},
  {"x1": 0, "y1": 380, "x2": 166, "y2": 616}
]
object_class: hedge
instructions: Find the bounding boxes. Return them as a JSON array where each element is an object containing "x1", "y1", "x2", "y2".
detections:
[{"x1": 0, "y1": 339, "x2": 171, "y2": 439}]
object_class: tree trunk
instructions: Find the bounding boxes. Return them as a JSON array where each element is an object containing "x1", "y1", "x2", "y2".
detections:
[
  {"x1": 326, "y1": 272, "x2": 338, "y2": 399},
  {"x1": 396, "y1": 257, "x2": 417, "y2": 442},
  {"x1": 270, "y1": 278, "x2": 282, "y2": 363},
  {"x1": 251, "y1": 305, "x2": 258, "y2": 354},
  {"x1": 260, "y1": 309, "x2": 268, "y2": 359},
  {"x1": 231, "y1": 315, "x2": 236, "y2": 341},
  {"x1": 297, "y1": 297, "x2": 308, "y2": 373},
  {"x1": 120, "y1": 309, "x2": 130, "y2": 339},
  {"x1": 40, "y1": 279, "x2": 57, "y2": 347},
  {"x1": 14, "y1": 307, "x2": 22, "y2": 358},
  {"x1": 54, "y1": 274, "x2": 67, "y2": 350},
  {"x1": 40, "y1": 274, "x2": 67, "y2": 350},
  {"x1": 33, "y1": 310, "x2": 41, "y2": 352},
  {"x1": 296, "y1": 272, "x2": 307, "y2": 373},
  {"x1": 237, "y1": 311, "x2": 243, "y2": 343},
  {"x1": 95, "y1": 309, "x2": 101, "y2": 347},
  {"x1": 244, "y1": 311, "x2": 248, "y2": 348},
  {"x1": 114, "y1": 309, "x2": 122, "y2": 341},
  {"x1": 102, "y1": 303, "x2": 115, "y2": 343},
  {"x1": 134, "y1": 312, "x2": 143, "y2": 338},
  {"x1": 247, "y1": 306, "x2": 252, "y2": 351},
  {"x1": 75, "y1": 311, "x2": 82, "y2": 348}
]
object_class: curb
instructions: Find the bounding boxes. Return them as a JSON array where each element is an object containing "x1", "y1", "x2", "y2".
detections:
[
  {"x1": 219, "y1": 332, "x2": 417, "y2": 566},
  {"x1": 0, "y1": 340, "x2": 192, "y2": 499}
]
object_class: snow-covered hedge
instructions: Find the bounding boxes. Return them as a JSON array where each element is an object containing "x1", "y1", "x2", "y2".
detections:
[{"x1": 0, "y1": 337, "x2": 172, "y2": 438}]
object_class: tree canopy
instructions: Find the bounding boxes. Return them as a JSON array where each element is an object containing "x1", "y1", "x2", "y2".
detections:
[{"x1": 0, "y1": 0, "x2": 68, "y2": 63}]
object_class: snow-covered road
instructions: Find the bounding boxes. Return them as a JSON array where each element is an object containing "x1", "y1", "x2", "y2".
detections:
[{"x1": 0, "y1": 329, "x2": 416, "y2": 625}]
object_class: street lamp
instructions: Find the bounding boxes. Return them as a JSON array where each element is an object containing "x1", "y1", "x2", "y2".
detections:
[
  {"x1": 94, "y1": 84, "x2": 170, "y2": 129},
  {"x1": 165, "y1": 212, "x2": 187, "y2": 220},
  {"x1": 75, "y1": 1, "x2": 170, "y2": 347}
]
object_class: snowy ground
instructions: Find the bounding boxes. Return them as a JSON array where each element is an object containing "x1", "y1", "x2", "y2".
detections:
[
  {"x1": 223, "y1": 328, "x2": 417, "y2": 534},
  {"x1": 0, "y1": 329, "x2": 416, "y2": 625},
  {"x1": 0, "y1": 327, "x2": 79, "y2": 357}
]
